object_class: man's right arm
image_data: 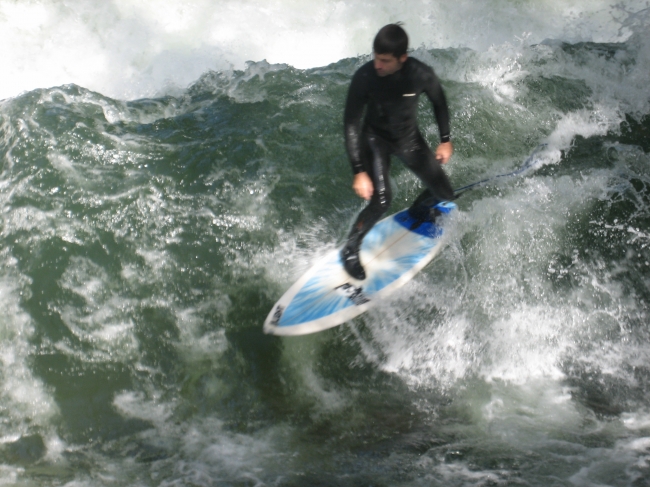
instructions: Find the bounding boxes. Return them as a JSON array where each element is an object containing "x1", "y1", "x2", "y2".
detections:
[{"x1": 343, "y1": 68, "x2": 369, "y2": 175}]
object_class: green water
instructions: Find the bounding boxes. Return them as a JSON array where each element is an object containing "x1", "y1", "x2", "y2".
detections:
[{"x1": 1, "y1": 39, "x2": 650, "y2": 486}]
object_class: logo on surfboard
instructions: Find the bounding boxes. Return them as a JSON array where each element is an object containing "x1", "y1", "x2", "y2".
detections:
[
  {"x1": 270, "y1": 305, "x2": 284, "y2": 326},
  {"x1": 335, "y1": 283, "x2": 370, "y2": 305}
]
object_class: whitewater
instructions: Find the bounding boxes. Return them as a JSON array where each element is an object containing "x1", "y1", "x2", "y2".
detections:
[
  {"x1": 0, "y1": 0, "x2": 647, "y2": 100},
  {"x1": 1, "y1": 0, "x2": 650, "y2": 486}
]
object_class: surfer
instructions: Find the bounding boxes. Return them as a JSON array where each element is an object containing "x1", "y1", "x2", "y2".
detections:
[{"x1": 341, "y1": 23, "x2": 455, "y2": 280}]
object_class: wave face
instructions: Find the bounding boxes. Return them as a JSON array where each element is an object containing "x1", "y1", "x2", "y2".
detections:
[{"x1": 1, "y1": 1, "x2": 650, "y2": 485}]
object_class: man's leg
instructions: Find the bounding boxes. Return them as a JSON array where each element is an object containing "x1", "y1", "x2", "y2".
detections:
[
  {"x1": 342, "y1": 133, "x2": 392, "y2": 280},
  {"x1": 396, "y1": 131, "x2": 454, "y2": 221}
]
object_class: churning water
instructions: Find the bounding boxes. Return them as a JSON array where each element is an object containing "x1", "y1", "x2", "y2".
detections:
[{"x1": 1, "y1": 0, "x2": 650, "y2": 485}]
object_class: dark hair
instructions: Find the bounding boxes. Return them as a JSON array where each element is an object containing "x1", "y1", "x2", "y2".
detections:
[{"x1": 373, "y1": 23, "x2": 409, "y2": 58}]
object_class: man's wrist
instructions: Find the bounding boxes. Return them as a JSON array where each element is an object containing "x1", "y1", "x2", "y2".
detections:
[{"x1": 440, "y1": 134, "x2": 451, "y2": 143}]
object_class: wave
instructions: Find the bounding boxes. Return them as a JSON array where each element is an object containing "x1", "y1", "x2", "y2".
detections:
[{"x1": 0, "y1": 0, "x2": 648, "y2": 100}]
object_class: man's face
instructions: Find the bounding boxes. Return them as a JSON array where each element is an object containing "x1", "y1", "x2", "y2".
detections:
[{"x1": 373, "y1": 52, "x2": 408, "y2": 77}]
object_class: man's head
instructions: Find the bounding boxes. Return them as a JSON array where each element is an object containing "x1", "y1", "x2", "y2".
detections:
[{"x1": 373, "y1": 23, "x2": 408, "y2": 77}]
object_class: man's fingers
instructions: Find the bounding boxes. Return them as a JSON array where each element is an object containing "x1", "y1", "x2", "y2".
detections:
[
  {"x1": 356, "y1": 185, "x2": 372, "y2": 200},
  {"x1": 353, "y1": 172, "x2": 374, "y2": 200},
  {"x1": 436, "y1": 142, "x2": 453, "y2": 164}
]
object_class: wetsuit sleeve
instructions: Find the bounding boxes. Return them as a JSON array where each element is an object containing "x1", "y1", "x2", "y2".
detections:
[
  {"x1": 343, "y1": 68, "x2": 369, "y2": 174},
  {"x1": 423, "y1": 69, "x2": 451, "y2": 143}
]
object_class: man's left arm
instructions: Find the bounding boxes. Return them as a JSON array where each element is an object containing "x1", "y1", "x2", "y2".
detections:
[{"x1": 423, "y1": 69, "x2": 453, "y2": 164}]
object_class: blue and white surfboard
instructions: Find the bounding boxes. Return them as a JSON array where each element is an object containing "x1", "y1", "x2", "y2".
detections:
[{"x1": 263, "y1": 201, "x2": 457, "y2": 336}]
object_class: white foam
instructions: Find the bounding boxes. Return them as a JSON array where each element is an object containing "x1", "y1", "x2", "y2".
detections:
[
  {"x1": 57, "y1": 256, "x2": 140, "y2": 361},
  {"x1": 547, "y1": 107, "x2": 618, "y2": 155},
  {"x1": 354, "y1": 143, "x2": 647, "y2": 393},
  {"x1": 623, "y1": 411, "x2": 650, "y2": 431},
  {"x1": 0, "y1": 277, "x2": 62, "y2": 461},
  {"x1": 113, "y1": 391, "x2": 173, "y2": 425},
  {"x1": 174, "y1": 307, "x2": 231, "y2": 365},
  {"x1": 178, "y1": 417, "x2": 280, "y2": 482},
  {"x1": 1, "y1": 0, "x2": 646, "y2": 100}
]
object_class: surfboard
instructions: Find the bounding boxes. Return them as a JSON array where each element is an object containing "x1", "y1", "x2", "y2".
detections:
[{"x1": 263, "y1": 201, "x2": 457, "y2": 336}]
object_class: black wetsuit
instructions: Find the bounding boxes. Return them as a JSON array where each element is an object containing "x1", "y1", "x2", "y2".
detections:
[{"x1": 343, "y1": 57, "x2": 455, "y2": 252}]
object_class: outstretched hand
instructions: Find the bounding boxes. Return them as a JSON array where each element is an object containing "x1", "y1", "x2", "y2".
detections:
[
  {"x1": 435, "y1": 141, "x2": 453, "y2": 164},
  {"x1": 353, "y1": 172, "x2": 374, "y2": 200}
]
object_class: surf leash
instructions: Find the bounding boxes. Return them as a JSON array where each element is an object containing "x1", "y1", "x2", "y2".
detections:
[{"x1": 453, "y1": 143, "x2": 548, "y2": 197}]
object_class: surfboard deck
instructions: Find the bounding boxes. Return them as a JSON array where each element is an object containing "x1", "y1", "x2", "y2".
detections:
[{"x1": 263, "y1": 201, "x2": 457, "y2": 336}]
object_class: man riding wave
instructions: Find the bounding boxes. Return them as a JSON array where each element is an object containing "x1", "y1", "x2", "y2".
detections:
[{"x1": 341, "y1": 23, "x2": 455, "y2": 280}]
